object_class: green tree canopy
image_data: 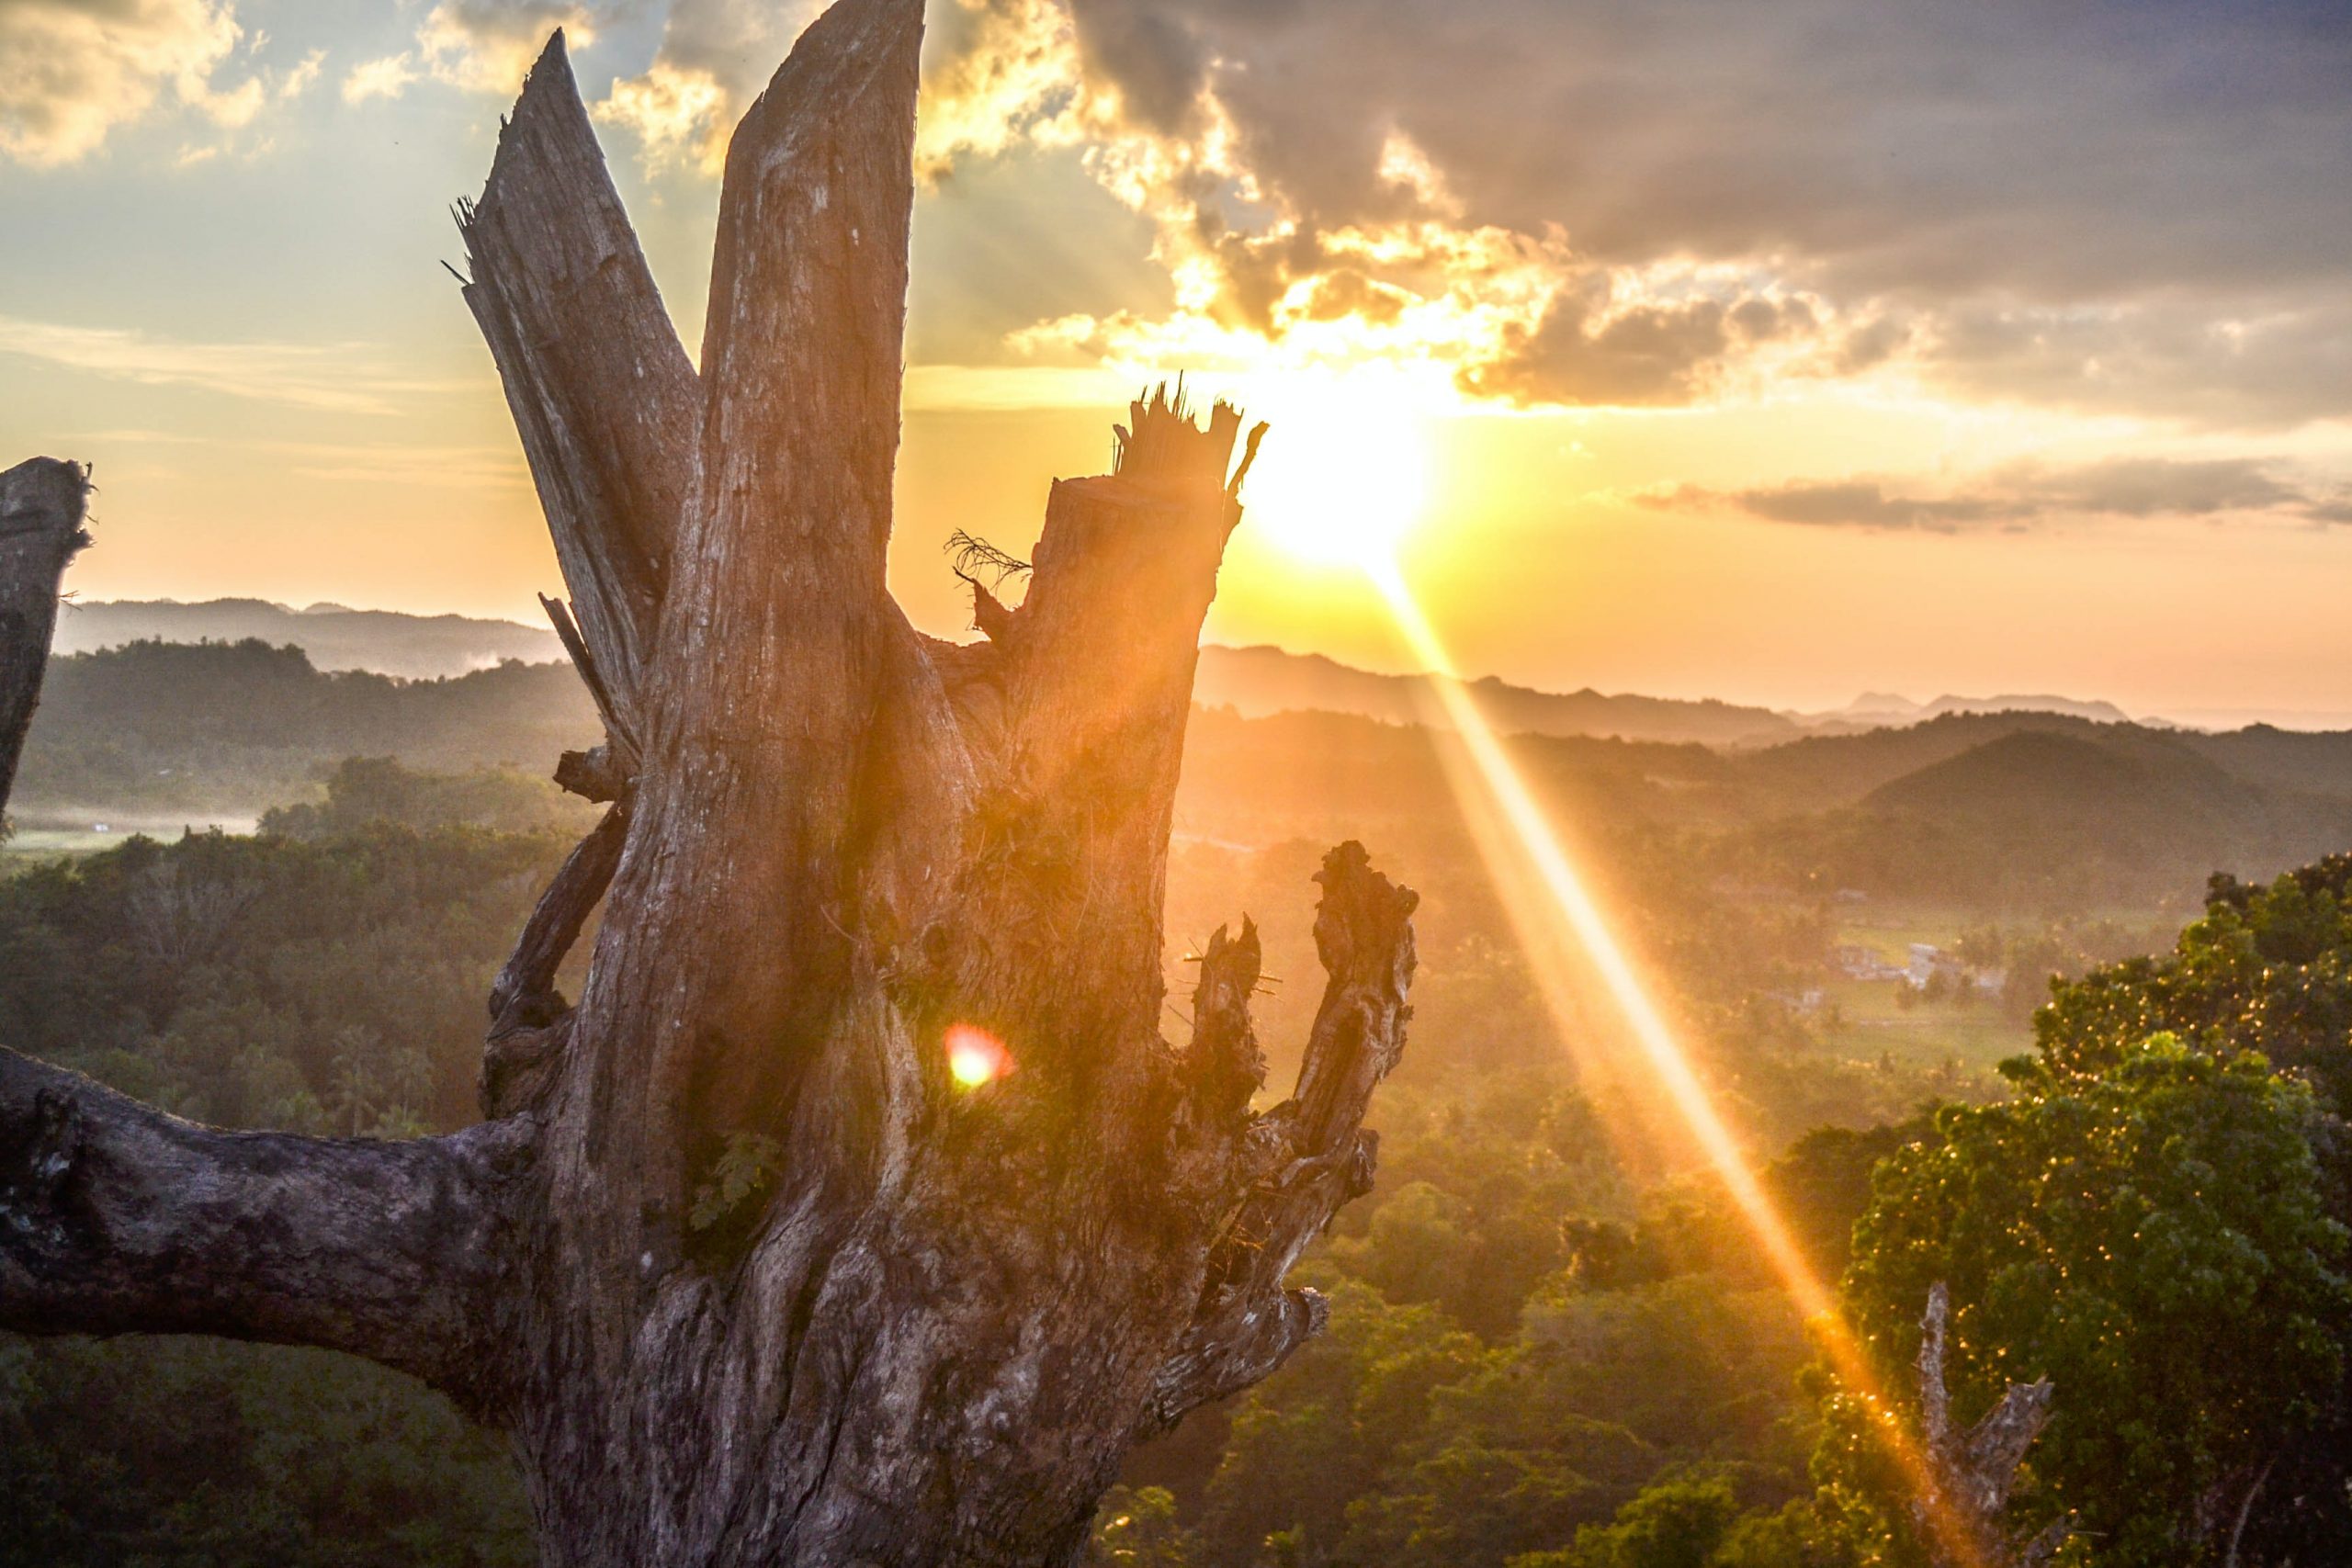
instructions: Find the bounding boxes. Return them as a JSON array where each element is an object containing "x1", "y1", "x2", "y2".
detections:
[{"x1": 1832, "y1": 1038, "x2": 2349, "y2": 1563}]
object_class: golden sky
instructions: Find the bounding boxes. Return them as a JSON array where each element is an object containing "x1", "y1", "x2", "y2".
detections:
[{"x1": 6, "y1": 0, "x2": 2352, "y2": 719}]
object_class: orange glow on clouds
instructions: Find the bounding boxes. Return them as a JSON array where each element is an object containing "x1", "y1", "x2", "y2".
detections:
[{"x1": 944, "y1": 1023, "x2": 1013, "y2": 1088}]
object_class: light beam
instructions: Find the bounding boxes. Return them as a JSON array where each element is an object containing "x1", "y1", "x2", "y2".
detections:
[{"x1": 1360, "y1": 550, "x2": 1986, "y2": 1568}]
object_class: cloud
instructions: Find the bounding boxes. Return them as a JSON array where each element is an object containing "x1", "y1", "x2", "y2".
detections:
[
  {"x1": 414, "y1": 0, "x2": 590, "y2": 94},
  {"x1": 591, "y1": 0, "x2": 823, "y2": 173},
  {"x1": 0, "y1": 313, "x2": 471, "y2": 414},
  {"x1": 1460, "y1": 276, "x2": 1827, "y2": 407},
  {"x1": 277, "y1": 48, "x2": 323, "y2": 101},
  {"x1": 279, "y1": 0, "x2": 2346, "y2": 425},
  {"x1": 1648, "y1": 457, "x2": 2352, "y2": 533},
  {"x1": 342, "y1": 1, "x2": 595, "y2": 106},
  {"x1": 1924, "y1": 299, "x2": 2352, "y2": 432},
  {"x1": 62, "y1": 429, "x2": 533, "y2": 490},
  {"x1": 907, "y1": 0, "x2": 2352, "y2": 426},
  {"x1": 0, "y1": 0, "x2": 266, "y2": 165},
  {"x1": 592, "y1": 58, "x2": 729, "y2": 175},
  {"x1": 341, "y1": 54, "x2": 417, "y2": 106}
]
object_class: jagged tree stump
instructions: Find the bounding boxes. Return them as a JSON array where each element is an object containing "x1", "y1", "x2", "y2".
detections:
[{"x1": 0, "y1": 3, "x2": 1417, "y2": 1563}]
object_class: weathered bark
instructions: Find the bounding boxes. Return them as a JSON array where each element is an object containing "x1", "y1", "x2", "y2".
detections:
[
  {"x1": 1914, "y1": 1281, "x2": 2070, "y2": 1568},
  {"x1": 0, "y1": 2, "x2": 1418, "y2": 1562},
  {"x1": 458, "y1": 30, "x2": 698, "y2": 770},
  {"x1": 0, "y1": 1052, "x2": 528, "y2": 1398},
  {"x1": 0, "y1": 457, "x2": 88, "y2": 809}
]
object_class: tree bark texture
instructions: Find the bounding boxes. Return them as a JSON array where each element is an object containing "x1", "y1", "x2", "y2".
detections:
[{"x1": 0, "y1": 4, "x2": 1418, "y2": 1564}]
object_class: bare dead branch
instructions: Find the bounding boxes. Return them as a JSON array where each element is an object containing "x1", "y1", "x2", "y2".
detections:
[
  {"x1": 943, "y1": 529, "x2": 1032, "y2": 589},
  {"x1": 1141, "y1": 842, "x2": 1417, "y2": 1432},
  {"x1": 563, "y1": 0, "x2": 939, "y2": 1203},
  {"x1": 0, "y1": 1049, "x2": 529, "y2": 1407},
  {"x1": 1914, "y1": 1280, "x2": 2068, "y2": 1567},
  {"x1": 938, "y1": 393, "x2": 1271, "y2": 1058},
  {"x1": 489, "y1": 805, "x2": 629, "y2": 1036},
  {"x1": 458, "y1": 31, "x2": 697, "y2": 742},
  {"x1": 697, "y1": 0, "x2": 923, "y2": 588},
  {"x1": 541, "y1": 592, "x2": 640, "y2": 774}
]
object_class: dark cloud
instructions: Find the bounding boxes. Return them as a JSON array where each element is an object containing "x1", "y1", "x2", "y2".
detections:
[
  {"x1": 2015, "y1": 457, "x2": 2307, "y2": 518},
  {"x1": 1457, "y1": 280, "x2": 1840, "y2": 408},
  {"x1": 1015, "y1": 0, "x2": 2352, "y2": 423},
  {"x1": 1066, "y1": 0, "x2": 1209, "y2": 138},
  {"x1": 1649, "y1": 481, "x2": 2012, "y2": 533},
  {"x1": 1463, "y1": 286, "x2": 1736, "y2": 407},
  {"x1": 1651, "y1": 456, "x2": 2352, "y2": 532},
  {"x1": 1926, "y1": 299, "x2": 2352, "y2": 430}
]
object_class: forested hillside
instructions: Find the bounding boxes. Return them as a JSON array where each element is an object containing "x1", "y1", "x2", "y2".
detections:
[
  {"x1": 52, "y1": 599, "x2": 562, "y2": 678},
  {"x1": 0, "y1": 757, "x2": 1945, "y2": 1564},
  {"x1": 11, "y1": 641, "x2": 594, "y2": 821},
  {"x1": 12, "y1": 766, "x2": 2350, "y2": 1562},
  {"x1": 13, "y1": 640, "x2": 2352, "y2": 1562},
  {"x1": 22, "y1": 641, "x2": 2352, "y2": 913}
]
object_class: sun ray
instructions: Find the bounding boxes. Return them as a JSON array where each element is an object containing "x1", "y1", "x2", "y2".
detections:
[{"x1": 1359, "y1": 549, "x2": 1988, "y2": 1568}]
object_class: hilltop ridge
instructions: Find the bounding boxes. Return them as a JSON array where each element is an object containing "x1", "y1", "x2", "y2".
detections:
[{"x1": 56, "y1": 599, "x2": 2185, "y2": 745}]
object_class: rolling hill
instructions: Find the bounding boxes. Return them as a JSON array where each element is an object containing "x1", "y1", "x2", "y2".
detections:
[
  {"x1": 52, "y1": 599, "x2": 562, "y2": 679},
  {"x1": 25, "y1": 616, "x2": 2352, "y2": 911}
]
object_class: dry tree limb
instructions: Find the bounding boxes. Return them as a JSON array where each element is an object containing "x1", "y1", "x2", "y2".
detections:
[
  {"x1": 0, "y1": 1050, "x2": 530, "y2": 1408},
  {"x1": 1143, "y1": 842, "x2": 1419, "y2": 1433},
  {"x1": 458, "y1": 32, "x2": 697, "y2": 754},
  {"x1": 1914, "y1": 1280, "x2": 2070, "y2": 1567}
]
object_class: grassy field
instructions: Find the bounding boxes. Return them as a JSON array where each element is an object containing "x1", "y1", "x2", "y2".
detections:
[
  {"x1": 1815, "y1": 976, "x2": 2030, "y2": 1069},
  {"x1": 1812, "y1": 897, "x2": 2176, "y2": 1071},
  {"x1": 2, "y1": 812, "x2": 258, "y2": 862}
]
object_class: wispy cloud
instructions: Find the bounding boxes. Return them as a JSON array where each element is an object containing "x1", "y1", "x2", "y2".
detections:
[
  {"x1": 1645, "y1": 457, "x2": 2352, "y2": 533},
  {"x1": 341, "y1": 53, "x2": 418, "y2": 105},
  {"x1": 277, "y1": 48, "x2": 325, "y2": 101},
  {"x1": 60, "y1": 429, "x2": 530, "y2": 491},
  {"x1": 0, "y1": 315, "x2": 469, "y2": 415},
  {"x1": 591, "y1": 0, "x2": 825, "y2": 175},
  {"x1": 594, "y1": 59, "x2": 729, "y2": 175}
]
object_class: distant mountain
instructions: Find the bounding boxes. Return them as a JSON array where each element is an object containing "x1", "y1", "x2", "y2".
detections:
[
  {"x1": 51, "y1": 602, "x2": 2175, "y2": 751},
  {"x1": 1733, "y1": 710, "x2": 2116, "y2": 809},
  {"x1": 1795, "y1": 691, "x2": 2137, "y2": 728},
  {"x1": 1193, "y1": 644, "x2": 1804, "y2": 748},
  {"x1": 1864, "y1": 728, "x2": 2243, "y2": 825},
  {"x1": 55, "y1": 599, "x2": 560, "y2": 680}
]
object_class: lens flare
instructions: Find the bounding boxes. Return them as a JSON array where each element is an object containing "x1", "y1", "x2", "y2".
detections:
[
  {"x1": 1360, "y1": 552, "x2": 1984, "y2": 1568},
  {"x1": 945, "y1": 1023, "x2": 1012, "y2": 1088}
]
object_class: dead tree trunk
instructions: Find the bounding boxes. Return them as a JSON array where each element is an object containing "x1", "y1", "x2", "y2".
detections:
[
  {"x1": 1913, "y1": 1282, "x2": 2071, "y2": 1568},
  {"x1": 0, "y1": 457, "x2": 88, "y2": 812},
  {"x1": 0, "y1": 4, "x2": 1417, "y2": 1563}
]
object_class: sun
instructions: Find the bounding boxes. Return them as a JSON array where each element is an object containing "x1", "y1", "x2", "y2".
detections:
[{"x1": 1233, "y1": 378, "x2": 1433, "y2": 568}]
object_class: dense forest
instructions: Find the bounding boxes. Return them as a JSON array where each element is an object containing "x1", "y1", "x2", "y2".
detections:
[{"x1": 10, "y1": 643, "x2": 2352, "y2": 1562}]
